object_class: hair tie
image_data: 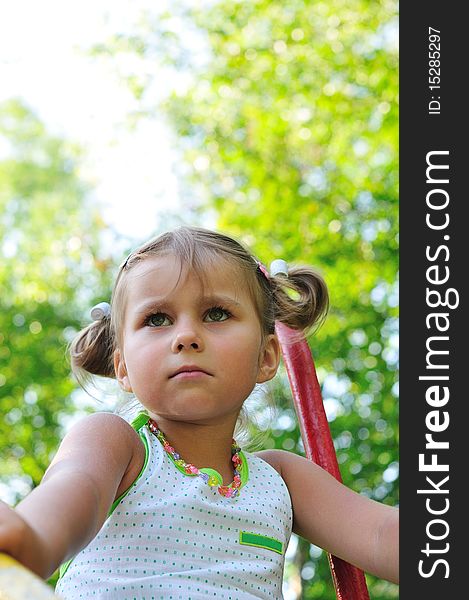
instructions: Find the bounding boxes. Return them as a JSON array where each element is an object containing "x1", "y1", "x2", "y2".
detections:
[
  {"x1": 270, "y1": 259, "x2": 288, "y2": 277},
  {"x1": 90, "y1": 302, "x2": 111, "y2": 321},
  {"x1": 255, "y1": 260, "x2": 270, "y2": 280}
]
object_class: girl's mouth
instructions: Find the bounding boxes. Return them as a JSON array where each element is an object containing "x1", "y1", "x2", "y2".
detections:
[
  {"x1": 169, "y1": 365, "x2": 212, "y2": 379},
  {"x1": 171, "y1": 370, "x2": 210, "y2": 380}
]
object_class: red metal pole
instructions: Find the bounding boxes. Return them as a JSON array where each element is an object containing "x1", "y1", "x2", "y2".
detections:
[{"x1": 275, "y1": 321, "x2": 370, "y2": 600}]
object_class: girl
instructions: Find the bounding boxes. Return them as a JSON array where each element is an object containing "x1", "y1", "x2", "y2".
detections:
[{"x1": 0, "y1": 226, "x2": 398, "y2": 598}]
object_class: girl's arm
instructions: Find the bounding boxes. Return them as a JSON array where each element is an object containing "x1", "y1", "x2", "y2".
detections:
[
  {"x1": 0, "y1": 412, "x2": 144, "y2": 579},
  {"x1": 258, "y1": 449, "x2": 399, "y2": 584}
]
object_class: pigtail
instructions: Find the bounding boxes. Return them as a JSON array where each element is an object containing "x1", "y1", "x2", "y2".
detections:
[
  {"x1": 271, "y1": 265, "x2": 329, "y2": 333},
  {"x1": 68, "y1": 317, "x2": 115, "y2": 386}
]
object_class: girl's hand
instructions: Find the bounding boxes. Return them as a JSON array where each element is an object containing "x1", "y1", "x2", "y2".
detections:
[{"x1": 0, "y1": 499, "x2": 50, "y2": 576}]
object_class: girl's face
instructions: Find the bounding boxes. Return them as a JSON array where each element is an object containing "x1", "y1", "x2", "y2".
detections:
[{"x1": 114, "y1": 254, "x2": 280, "y2": 425}]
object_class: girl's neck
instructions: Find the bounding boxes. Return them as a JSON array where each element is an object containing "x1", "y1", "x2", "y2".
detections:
[{"x1": 148, "y1": 413, "x2": 239, "y2": 485}]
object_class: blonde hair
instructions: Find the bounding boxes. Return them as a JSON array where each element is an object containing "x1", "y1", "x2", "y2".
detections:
[{"x1": 69, "y1": 226, "x2": 329, "y2": 440}]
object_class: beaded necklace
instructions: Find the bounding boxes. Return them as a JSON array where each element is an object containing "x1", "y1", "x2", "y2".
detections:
[{"x1": 147, "y1": 418, "x2": 242, "y2": 498}]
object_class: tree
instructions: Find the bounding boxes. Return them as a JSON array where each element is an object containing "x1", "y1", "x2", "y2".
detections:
[{"x1": 0, "y1": 100, "x2": 112, "y2": 503}]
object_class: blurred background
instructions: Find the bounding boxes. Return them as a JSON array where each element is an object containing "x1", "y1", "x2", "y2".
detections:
[{"x1": 0, "y1": 0, "x2": 398, "y2": 597}]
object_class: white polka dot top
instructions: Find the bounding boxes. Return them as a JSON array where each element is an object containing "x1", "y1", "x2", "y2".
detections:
[{"x1": 55, "y1": 414, "x2": 293, "y2": 599}]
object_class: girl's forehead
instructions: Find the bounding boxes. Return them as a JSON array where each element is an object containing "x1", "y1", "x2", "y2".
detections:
[{"x1": 126, "y1": 253, "x2": 249, "y2": 299}]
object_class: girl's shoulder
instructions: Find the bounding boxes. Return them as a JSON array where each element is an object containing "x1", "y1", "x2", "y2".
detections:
[
  {"x1": 91, "y1": 412, "x2": 147, "y2": 503},
  {"x1": 56, "y1": 412, "x2": 146, "y2": 504},
  {"x1": 254, "y1": 449, "x2": 320, "y2": 481},
  {"x1": 254, "y1": 449, "x2": 284, "y2": 476}
]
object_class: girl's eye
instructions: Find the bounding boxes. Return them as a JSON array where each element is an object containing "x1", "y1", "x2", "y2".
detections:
[
  {"x1": 205, "y1": 307, "x2": 231, "y2": 322},
  {"x1": 146, "y1": 313, "x2": 171, "y2": 327}
]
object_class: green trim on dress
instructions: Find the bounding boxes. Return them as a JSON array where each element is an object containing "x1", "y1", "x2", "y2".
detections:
[{"x1": 239, "y1": 531, "x2": 284, "y2": 555}]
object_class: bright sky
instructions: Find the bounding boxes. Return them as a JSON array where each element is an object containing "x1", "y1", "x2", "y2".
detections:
[{"x1": 0, "y1": 0, "x2": 190, "y2": 242}]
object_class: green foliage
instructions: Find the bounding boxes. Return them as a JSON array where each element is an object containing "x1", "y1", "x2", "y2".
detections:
[
  {"x1": 102, "y1": 0, "x2": 398, "y2": 596},
  {"x1": 0, "y1": 100, "x2": 112, "y2": 501}
]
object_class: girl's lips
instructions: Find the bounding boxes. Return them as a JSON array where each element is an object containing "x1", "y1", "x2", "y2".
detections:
[
  {"x1": 171, "y1": 370, "x2": 210, "y2": 380},
  {"x1": 169, "y1": 366, "x2": 212, "y2": 379}
]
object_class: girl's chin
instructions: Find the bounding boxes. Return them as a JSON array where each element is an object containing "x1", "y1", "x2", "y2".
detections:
[{"x1": 145, "y1": 404, "x2": 241, "y2": 424}]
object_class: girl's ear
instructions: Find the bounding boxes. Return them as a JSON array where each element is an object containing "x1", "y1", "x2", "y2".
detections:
[
  {"x1": 257, "y1": 334, "x2": 281, "y2": 384},
  {"x1": 114, "y1": 349, "x2": 133, "y2": 392}
]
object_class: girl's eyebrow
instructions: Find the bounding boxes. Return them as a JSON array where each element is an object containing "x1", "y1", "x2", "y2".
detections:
[
  {"x1": 134, "y1": 294, "x2": 242, "y2": 315},
  {"x1": 202, "y1": 294, "x2": 242, "y2": 308}
]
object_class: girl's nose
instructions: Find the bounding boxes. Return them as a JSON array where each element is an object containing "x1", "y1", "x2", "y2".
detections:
[{"x1": 171, "y1": 327, "x2": 205, "y2": 353}]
